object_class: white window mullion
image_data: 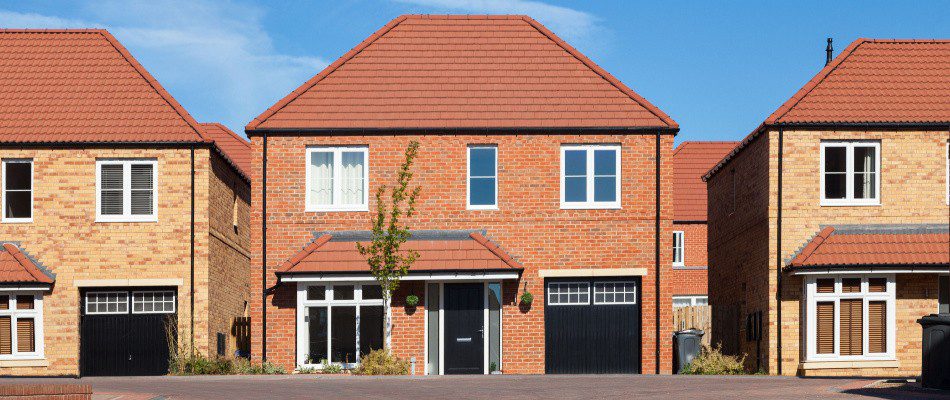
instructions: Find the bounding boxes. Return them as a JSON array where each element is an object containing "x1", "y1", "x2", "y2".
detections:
[
  {"x1": 845, "y1": 146, "x2": 854, "y2": 201},
  {"x1": 123, "y1": 163, "x2": 132, "y2": 217},
  {"x1": 586, "y1": 150, "x2": 595, "y2": 203}
]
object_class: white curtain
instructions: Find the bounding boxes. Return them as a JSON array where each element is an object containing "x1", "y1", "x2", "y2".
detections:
[
  {"x1": 310, "y1": 152, "x2": 334, "y2": 205},
  {"x1": 340, "y1": 152, "x2": 365, "y2": 205},
  {"x1": 859, "y1": 148, "x2": 875, "y2": 198}
]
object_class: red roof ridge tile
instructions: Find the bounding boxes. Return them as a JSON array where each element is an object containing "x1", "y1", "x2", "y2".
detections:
[
  {"x1": 469, "y1": 232, "x2": 524, "y2": 270},
  {"x1": 279, "y1": 234, "x2": 333, "y2": 273},
  {"x1": 246, "y1": 14, "x2": 677, "y2": 131},
  {"x1": 93, "y1": 30, "x2": 210, "y2": 143},
  {"x1": 1, "y1": 243, "x2": 53, "y2": 284},
  {"x1": 789, "y1": 226, "x2": 836, "y2": 267}
]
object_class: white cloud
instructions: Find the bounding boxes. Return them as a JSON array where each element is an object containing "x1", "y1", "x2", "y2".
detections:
[
  {"x1": 0, "y1": 1, "x2": 328, "y2": 135},
  {"x1": 394, "y1": 0, "x2": 598, "y2": 42}
]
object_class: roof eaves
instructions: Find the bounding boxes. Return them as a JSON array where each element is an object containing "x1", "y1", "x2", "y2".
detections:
[
  {"x1": 245, "y1": 15, "x2": 410, "y2": 132},
  {"x1": 96, "y1": 30, "x2": 211, "y2": 143},
  {"x1": 519, "y1": 16, "x2": 678, "y2": 129}
]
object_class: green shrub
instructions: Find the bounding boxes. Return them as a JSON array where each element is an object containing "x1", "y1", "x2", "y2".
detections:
[
  {"x1": 352, "y1": 349, "x2": 409, "y2": 375},
  {"x1": 681, "y1": 344, "x2": 746, "y2": 375},
  {"x1": 322, "y1": 363, "x2": 344, "y2": 374}
]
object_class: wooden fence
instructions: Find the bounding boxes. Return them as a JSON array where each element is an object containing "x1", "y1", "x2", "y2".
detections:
[
  {"x1": 673, "y1": 305, "x2": 712, "y2": 346},
  {"x1": 232, "y1": 317, "x2": 251, "y2": 357}
]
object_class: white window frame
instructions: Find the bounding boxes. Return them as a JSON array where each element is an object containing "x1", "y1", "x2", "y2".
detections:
[
  {"x1": 593, "y1": 281, "x2": 637, "y2": 305},
  {"x1": 804, "y1": 275, "x2": 896, "y2": 362},
  {"x1": 466, "y1": 145, "x2": 498, "y2": 210},
  {"x1": 131, "y1": 291, "x2": 176, "y2": 314},
  {"x1": 295, "y1": 283, "x2": 384, "y2": 369},
  {"x1": 1, "y1": 159, "x2": 33, "y2": 223},
  {"x1": 672, "y1": 231, "x2": 685, "y2": 267},
  {"x1": 945, "y1": 142, "x2": 949, "y2": 205},
  {"x1": 84, "y1": 291, "x2": 130, "y2": 315},
  {"x1": 95, "y1": 159, "x2": 158, "y2": 222},
  {"x1": 819, "y1": 141, "x2": 881, "y2": 206},
  {"x1": 672, "y1": 295, "x2": 708, "y2": 308},
  {"x1": 560, "y1": 144, "x2": 621, "y2": 209},
  {"x1": 0, "y1": 292, "x2": 44, "y2": 360},
  {"x1": 305, "y1": 147, "x2": 369, "y2": 212},
  {"x1": 546, "y1": 281, "x2": 591, "y2": 305}
]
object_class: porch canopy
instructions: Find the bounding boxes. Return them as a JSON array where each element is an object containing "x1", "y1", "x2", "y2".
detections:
[
  {"x1": 0, "y1": 242, "x2": 54, "y2": 289},
  {"x1": 276, "y1": 230, "x2": 523, "y2": 282},
  {"x1": 786, "y1": 224, "x2": 950, "y2": 275}
]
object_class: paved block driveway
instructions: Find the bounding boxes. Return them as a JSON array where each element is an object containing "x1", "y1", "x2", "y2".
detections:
[{"x1": 0, "y1": 375, "x2": 943, "y2": 399}]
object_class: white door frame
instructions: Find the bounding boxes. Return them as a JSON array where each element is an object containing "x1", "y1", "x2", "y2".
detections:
[{"x1": 426, "y1": 280, "x2": 500, "y2": 375}]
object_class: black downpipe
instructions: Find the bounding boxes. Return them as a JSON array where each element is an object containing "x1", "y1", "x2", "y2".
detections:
[
  {"x1": 776, "y1": 128, "x2": 784, "y2": 375},
  {"x1": 190, "y1": 146, "x2": 196, "y2": 354},
  {"x1": 654, "y1": 132, "x2": 662, "y2": 374},
  {"x1": 261, "y1": 133, "x2": 268, "y2": 362}
]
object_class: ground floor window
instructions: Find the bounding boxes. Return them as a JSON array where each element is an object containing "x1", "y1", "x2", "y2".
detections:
[
  {"x1": 672, "y1": 295, "x2": 707, "y2": 308},
  {"x1": 297, "y1": 283, "x2": 384, "y2": 368},
  {"x1": 0, "y1": 292, "x2": 43, "y2": 359},
  {"x1": 805, "y1": 275, "x2": 895, "y2": 361}
]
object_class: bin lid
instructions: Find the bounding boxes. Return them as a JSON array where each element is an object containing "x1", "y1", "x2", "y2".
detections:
[
  {"x1": 917, "y1": 313, "x2": 950, "y2": 326},
  {"x1": 674, "y1": 329, "x2": 705, "y2": 336}
]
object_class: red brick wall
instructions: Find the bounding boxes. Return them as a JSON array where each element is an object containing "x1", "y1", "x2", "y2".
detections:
[
  {"x1": 0, "y1": 384, "x2": 91, "y2": 399},
  {"x1": 249, "y1": 132, "x2": 674, "y2": 374},
  {"x1": 670, "y1": 222, "x2": 707, "y2": 296}
]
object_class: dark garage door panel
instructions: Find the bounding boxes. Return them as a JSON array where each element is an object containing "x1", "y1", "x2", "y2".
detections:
[
  {"x1": 544, "y1": 279, "x2": 641, "y2": 374},
  {"x1": 80, "y1": 290, "x2": 176, "y2": 376}
]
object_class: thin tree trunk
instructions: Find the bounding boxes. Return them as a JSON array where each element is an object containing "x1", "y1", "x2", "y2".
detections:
[{"x1": 384, "y1": 292, "x2": 393, "y2": 352}]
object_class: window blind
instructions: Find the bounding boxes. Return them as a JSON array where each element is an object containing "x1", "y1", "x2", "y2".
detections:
[
  {"x1": 16, "y1": 318, "x2": 34, "y2": 353},
  {"x1": 868, "y1": 301, "x2": 886, "y2": 353},
  {"x1": 100, "y1": 164, "x2": 124, "y2": 215},
  {"x1": 130, "y1": 164, "x2": 154, "y2": 215},
  {"x1": 0, "y1": 316, "x2": 10, "y2": 355},
  {"x1": 839, "y1": 299, "x2": 863, "y2": 356},
  {"x1": 816, "y1": 301, "x2": 834, "y2": 354}
]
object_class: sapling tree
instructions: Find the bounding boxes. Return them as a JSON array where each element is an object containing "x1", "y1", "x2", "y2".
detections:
[{"x1": 356, "y1": 141, "x2": 422, "y2": 351}]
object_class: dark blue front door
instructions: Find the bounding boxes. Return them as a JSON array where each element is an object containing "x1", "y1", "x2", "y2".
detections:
[{"x1": 443, "y1": 283, "x2": 484, "y2": 374}]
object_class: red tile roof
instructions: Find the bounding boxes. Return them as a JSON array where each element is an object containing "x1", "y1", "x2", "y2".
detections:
[
  {"x1": 0, "y1": 243, "x2": 53, "y2": 285},
  {"x1": 704, "y1": 38, "x2": 950, "y2": 181},
  {"x1": 201, "y1": 123, "x2": 251, "y2": 178},
  {"x1": 787, "y1": 225, "x2": 950, "y2": 269},
  {"x1": 278, "y1": 231, "x2": 523, "y2": 275},
  {"x1": 767, "y1": 39, "x2": 950, "y2": 125},
  {"x1": 673, "y1": 141, "x2": 738, "y2": 221},
  {"x1": 0, "y1": 29, "x2": 208, "y2": 143},
  {"x1": 247, "y1": 15, "x2": 676, "y2": 131}
]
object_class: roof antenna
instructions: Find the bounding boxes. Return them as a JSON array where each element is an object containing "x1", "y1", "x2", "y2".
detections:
[{"x1": 825, "y1": 38, "x2": 833, "y2": 66}]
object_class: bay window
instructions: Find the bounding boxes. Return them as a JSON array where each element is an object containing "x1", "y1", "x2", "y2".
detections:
[
  {"x1": 306, "y1": 147, "x2": 368, "y2": 211},
  {"x1": 820, "y1": 141, "x2": 880, "y2": 206},
  {"x1": 806, "y1": 275, "x2": 895, "y2": 361},
  {"x1": 560, "y1": 144, "x2": 621, "y2": 209},
  {"x1": 0, "y1": 293, "x2": 43, "y2": 360},
  {"x1": 296, "y1": 284, "x2": 384, "y2": 368}
]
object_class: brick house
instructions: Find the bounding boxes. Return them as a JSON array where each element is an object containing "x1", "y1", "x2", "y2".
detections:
[
  {"x1": 0, "y1": 29, "x2": 251, "y2": 376},
  {"x1": 671, "y1": 141, "x2": 736, "y2": 308},
  {"x1": 247, "y1": 15, "x2": 678, "y2": 375},
  {"x1": 705, "y1": 39, "x2": 950, "y2": 376}
]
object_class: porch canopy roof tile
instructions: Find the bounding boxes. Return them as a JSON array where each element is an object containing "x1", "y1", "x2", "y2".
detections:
[
  {"x1": 787, "y1": 224, "x2": 950, "y2": 271},
  {"x1": 277, "y1": 230, "x2": 523, "y2": 275},
  {"x1": 0, "y1": 242, "x2": 54, "y2": 285}
]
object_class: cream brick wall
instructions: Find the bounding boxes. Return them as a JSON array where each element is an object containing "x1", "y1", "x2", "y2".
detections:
[
  {"x1": 712, "y1": 128, "x2": 949, "y2": 377},
  {"x1": 0, "y1": 146, "x2": 248, "y2": 376}
]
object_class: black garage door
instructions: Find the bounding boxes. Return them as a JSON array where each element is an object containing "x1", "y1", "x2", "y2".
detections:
[
  {"x1": 80, "y1": 289, "x2": 177, "y2": 376},
  {"x1": 544, "y1": 278, "x2": 640, "y2": 374}
]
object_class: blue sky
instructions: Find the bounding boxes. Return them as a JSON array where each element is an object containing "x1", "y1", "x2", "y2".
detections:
[{"x1": 2, "y1": 1, "x2": 947, "y2": 144}]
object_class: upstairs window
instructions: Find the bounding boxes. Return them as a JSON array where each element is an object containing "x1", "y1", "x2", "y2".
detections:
[
  {"x1": 672, "y1": 231, "x2": 685, "y2": 266},
  {"x1": 306, "y1": 147, "x2": 368, "y2": 212},
  {"x1": 2, "y1": 160, "x2": 32, "y2": 222},
  {"x1": 561, "y1": 145, "x2": 621, "y2": 209},
  {"x1": 821, "y1": 141, "x2": 880, "y2": 206},
  {"x1": 467, "y1": 146, "x2": 497, "y2": 209},
  {"x1": 96, "y1": 160, "x2": 157, "y2": 222}
]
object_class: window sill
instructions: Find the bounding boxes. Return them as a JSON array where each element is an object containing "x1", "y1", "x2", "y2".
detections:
[
  {"x1": 560, "y1": 203, "x2": 622, "y2": 210},
  {"x1": 305, "y1": 207, "x2": 369, "y2": 213},
  {"x1": 673, "y1": 265, "x2": 708, "y2": 270},
  {"x1": 1, "y1": 218, "x2": 33, "y2": 224},
  {"x1": 819, "y1": 201, "x2": 881, "y2": 207},
  {"x1": 467, "y1": 206, "x2": 498, "y2": 211},
  {"x1": 0, "y1": 358, "x2": 48, "y2": 368},
  {"x1": 96, "y1": 216, "x2": 158, "y2": 223},
  {"x1": 800, "y1": 359, "x2": 898, "y2": 370}
]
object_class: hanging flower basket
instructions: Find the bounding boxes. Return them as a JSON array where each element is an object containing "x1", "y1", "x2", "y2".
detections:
[{"x1": 405, "y1": 294, "x2": 420, "y2": 307}]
